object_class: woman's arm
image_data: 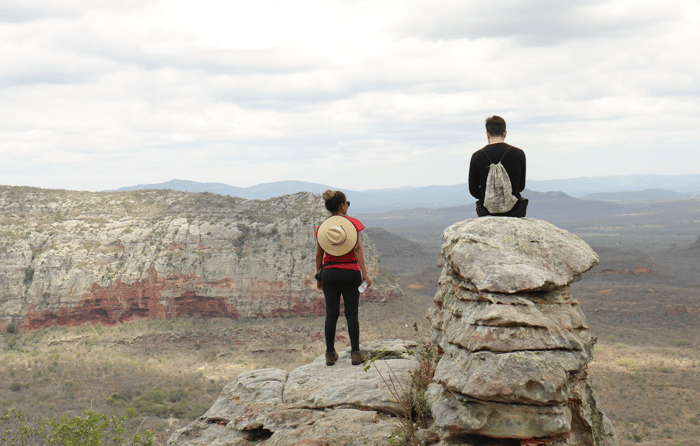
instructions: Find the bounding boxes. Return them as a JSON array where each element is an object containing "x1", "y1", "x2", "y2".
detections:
[
  {"x1": 316, "y1": 242, "x2": 324, "y2": 271},
  {"x1": 315, "y1": 242, "x2": 324, "y2": 289},
  {"x1": 353, "y1": 237, "x2": 372, "y2": 288}
]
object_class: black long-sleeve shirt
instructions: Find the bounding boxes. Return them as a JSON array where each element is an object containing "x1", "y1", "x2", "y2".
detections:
[{"x1": 468, "y1": 142, "x2": 526, "y2": 201}]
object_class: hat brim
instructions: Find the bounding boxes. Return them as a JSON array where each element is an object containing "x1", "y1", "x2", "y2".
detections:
[{"x1": 317, "y1": 216, "x2": 358, "y2": 257}]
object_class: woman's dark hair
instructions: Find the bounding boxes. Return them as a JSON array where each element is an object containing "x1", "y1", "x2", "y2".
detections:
[{"x1": 322, "y1": 190, "x2": 346, "y2": 213}]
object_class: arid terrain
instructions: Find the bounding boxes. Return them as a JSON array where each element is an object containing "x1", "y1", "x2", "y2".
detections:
[{"x1": 3, "y1": 193, "x2": 700, "y2": 445}]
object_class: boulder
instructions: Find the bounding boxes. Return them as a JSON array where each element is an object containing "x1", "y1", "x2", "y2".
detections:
[
  {"x1": 426, "y1": 383, "x2": 572, "y2": 439},
  {"x1": 200, "y1": 368, "x2": 288, "y2": 431},
  {"x1": 441, "y1": 217, "x2": 599, "y2": 293}
]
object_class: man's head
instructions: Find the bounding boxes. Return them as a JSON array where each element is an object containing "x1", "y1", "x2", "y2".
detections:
[{"x1": 485, "y1": 115, "x2": 506, "y2": 139}]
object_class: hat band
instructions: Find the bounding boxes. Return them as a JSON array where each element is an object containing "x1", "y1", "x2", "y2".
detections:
[{"x1": 326, "y1": 226, "x2": 346, "y2": 245}]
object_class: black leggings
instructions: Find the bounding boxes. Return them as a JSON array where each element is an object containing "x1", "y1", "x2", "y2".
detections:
[{"x1": 321, "y1": 268, "x2": 362, "y2": 353}]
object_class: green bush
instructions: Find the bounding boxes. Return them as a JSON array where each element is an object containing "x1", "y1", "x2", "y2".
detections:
[
  {"x1": 142, "y1": 389, "x2": 166, "y2": 404},
  {"x1": 617, "y1": 358, "x2": 639, "y2": 369},
  {"x1": 0, "y1": 408, "x2": 153, "y2": 446},
  {"x1": 9, "y1": 382, "x2": 25, "y2": 392},
  {"x1": 170, "y1": 400, "x2": 203, "y2": 419},
  {"x1": 168, "y1": 388, "x2": 187, "y2": 403},
  {"x1": 23, "y1": 268, "x2": 34, "y2": 285},
  {"x1": 6, "y1": 320, "x2": 19, "y2": 334},
  {"x1": 107, "y1": 390, "x2": 134, "y2": 408},
  {"x1": 134, "y1": 399, "x2": 169, "y2": 418},
  {"x1": 0, "y1": 409, "x2": 47, "y2": 445}
]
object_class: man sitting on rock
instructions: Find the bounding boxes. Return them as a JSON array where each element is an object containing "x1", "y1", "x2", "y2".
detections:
[{"x1": 468, "y1": 115, "x2": 528, "y2": 217}]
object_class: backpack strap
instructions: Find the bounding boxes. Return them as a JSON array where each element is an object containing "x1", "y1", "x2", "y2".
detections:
[
  {"x1": 481, "y1": 146, "x2": 510, "y2": 164},
  {"x1": 498, "y1": 146, "x2": 510, "y2": 163},
  {"x1": 481, "y1": 148, "x2": 494, "y2": 164}
]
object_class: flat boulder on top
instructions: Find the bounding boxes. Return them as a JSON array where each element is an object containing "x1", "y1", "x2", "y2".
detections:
[
  {"x1": 442, "y1": 217, "x2": 599, "y2": 293},
  {"x1": 283, "y1": 340, "x2": 419, "y2": 415}
]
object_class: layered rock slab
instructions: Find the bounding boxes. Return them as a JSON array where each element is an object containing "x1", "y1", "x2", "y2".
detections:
[
  {"x1": 442, "y1": 217, "x2": 599, "y2": 293},
  {"x1": 428, "y1": 217, "x2": 618, "y2": 445}
]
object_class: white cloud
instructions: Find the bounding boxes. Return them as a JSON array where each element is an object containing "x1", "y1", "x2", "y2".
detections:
[{"x1": 1, "y1": 0, "x2": 699, "y2": 191}]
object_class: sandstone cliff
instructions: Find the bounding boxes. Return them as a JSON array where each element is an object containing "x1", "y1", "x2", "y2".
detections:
[
  {"x1": 0, "y1": 186, "x2": 400, "y2": 331},
  {"x1": 167, "y1": 217, "x2": 618, "y2": 446}
]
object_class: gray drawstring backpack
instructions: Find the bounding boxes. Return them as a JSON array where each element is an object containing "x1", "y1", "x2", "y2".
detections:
[{"x1": 482, "y1": 147, "x2": 518, "y2": 214}]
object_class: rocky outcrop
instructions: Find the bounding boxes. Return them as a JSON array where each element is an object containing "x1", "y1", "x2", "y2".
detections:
[
  {"x1": 0, "y1": 186, "x2": 400, "y2": 331},
  {"x1": 168, "y1": 217, "x2": 618, "y2": 446},
  {"x1": 427, "y1": 217, "x2": 618, "y2": 445},
  {"x1": 168, "y1": 339, "x2": 420, "y2": 446}
]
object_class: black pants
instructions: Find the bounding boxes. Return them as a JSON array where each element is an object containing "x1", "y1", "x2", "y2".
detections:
[
  {"x1": 321, "y1": 268, "x2": 362, "y2": 353},
  {"x1": 475, "y1": 198, "x2": 528, "y2": 217}
]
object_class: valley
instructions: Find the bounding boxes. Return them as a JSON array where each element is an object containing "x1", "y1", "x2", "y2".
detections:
[{"x1": 2, "y1": 187, "x2": 700, "y2": 445}]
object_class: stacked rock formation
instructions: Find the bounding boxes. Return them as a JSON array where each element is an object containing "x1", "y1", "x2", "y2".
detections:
[{"x1": 426, "y1": 217, "x2": 618, "y2": 445}]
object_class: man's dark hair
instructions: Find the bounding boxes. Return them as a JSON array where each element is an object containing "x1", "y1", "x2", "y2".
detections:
[{"x1": 485, "y1": 115, "x2": 506, "y2": 136}]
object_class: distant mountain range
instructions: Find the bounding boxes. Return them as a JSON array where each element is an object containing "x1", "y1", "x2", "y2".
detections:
[
  {"x1": 582, "y1": 189, "x2": 700, "y2": 202},
  {"x1": 113, "y1": 179, "x2": 473, "y2": 213},
  {"x1": 112, "y1": 174, "x2": 700, "y2": 214},
  {"x1": 527, "y1": 174, "x2": 700, "y2": 196}
]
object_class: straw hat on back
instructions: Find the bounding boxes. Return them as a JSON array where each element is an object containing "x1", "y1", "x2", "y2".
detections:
[{"x1": 317, "y1": 216, "x2": 358, "y2": 256}]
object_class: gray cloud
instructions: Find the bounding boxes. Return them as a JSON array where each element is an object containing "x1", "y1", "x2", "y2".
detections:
[
  {"x1": 412, "y1": 0, "x2": 682, "y2": 46},
  {"x1": 0, "y1": 0, "x2": 152, "y2": 23}
]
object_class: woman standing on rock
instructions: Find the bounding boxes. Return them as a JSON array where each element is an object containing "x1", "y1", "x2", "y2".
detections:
[{"x1": 315, "y1": 190, "x2": 371, "y2": 366}]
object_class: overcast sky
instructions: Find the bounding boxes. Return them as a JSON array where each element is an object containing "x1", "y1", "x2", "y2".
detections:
[{"x1": 1, "y1": 0, "x2": 698, "y2": 192}]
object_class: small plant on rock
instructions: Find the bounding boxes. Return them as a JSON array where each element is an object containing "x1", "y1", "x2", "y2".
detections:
[
  {"x1": 364, "y1": 349, "x2": 419, "y2": 446},
  {"x1": 363, "y1": 323, "x2": 442, "y2": 446},
  {"x1": 407, "y1": 322, "x2": 441, "y2": 429}
]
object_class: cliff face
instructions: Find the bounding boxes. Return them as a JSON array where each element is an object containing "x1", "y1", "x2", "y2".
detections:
[{"x1": 0, "y1": 186, "x2": 399, "y2": 331}]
